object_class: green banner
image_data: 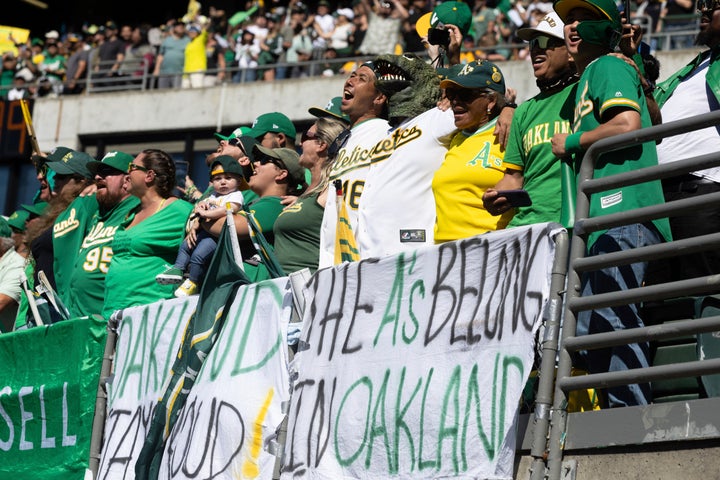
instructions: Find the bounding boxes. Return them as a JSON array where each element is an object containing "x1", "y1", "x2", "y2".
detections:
[{"x1": 0, "y1": 316, "x2": 107, "y2": 479}]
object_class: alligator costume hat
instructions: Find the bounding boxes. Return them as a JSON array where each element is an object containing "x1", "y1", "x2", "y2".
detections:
[{"x1": 363, "y1": 53, "x2": 441, "y2": 127}]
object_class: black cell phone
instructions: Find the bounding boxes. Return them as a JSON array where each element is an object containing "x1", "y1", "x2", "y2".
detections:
[
  {"x1": 496, "y1": 189, "x2": 532, "y2": 208},
  {"x1": 624, "y1": 0, "x2": 631, "y2": 22},
  {"x1": 428, "y1": 27, "x2": 451, "y2": 48}
]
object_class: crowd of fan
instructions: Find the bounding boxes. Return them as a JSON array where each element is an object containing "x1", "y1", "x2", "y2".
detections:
[
  {"x1": 0, "y1": 0, "x2": 717, "y2": 412},
  {"x1": 2, "y1": 0, "x2": 688, "y2": 99}
]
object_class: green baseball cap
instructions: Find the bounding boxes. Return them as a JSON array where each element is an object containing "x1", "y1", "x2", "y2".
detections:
[
  {"x1": 440, "y1": 60, "x2": 506, "y2": 94},
  {"x1": 308, "y1": 97, "x2": 351, "y2": 124},
  {"x1": 45, "y1": 149, "x2": 94, "y2": 179},
  {"x1": 235, "y1": 135, "x2": 259, "y2": 163},
  {"x1": 7, "y1": 209, "x2": 30, "y2": 232},
  {"x1": 427, "y1": 1, "x2": 473, "y2": 37},
  {"x1": 253, "y1": 145, "x2": 306, "y2": 188},
  {"x1": 20, "y1": 201, "x2": 49, "y2": 217},
  {"x1": 87, "y1": 150, "x2": 135, "y2": 176},
  {"x1": 0, "y1": 217, "x2": 12, "y2": 238},
  {"x1": 246, "y1": 112, "x2": 297, "y2": 140},
  {"x1": 553, "y1": 0, "x2": 622, "y2": 32},
  {"x1": 214, "y1": 126, "x2": 252, "y2": 142},
  {"x1": 210, "y1": 155, "x2": 245, "y2": 177},
  {"x1": 436, "y1": 63, "x2": 465, "y2": 81}
]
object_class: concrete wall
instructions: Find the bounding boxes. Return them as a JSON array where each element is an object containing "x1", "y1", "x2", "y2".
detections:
[{"x1": 32, "y1": 48, "x2": 703, "y2": 150}]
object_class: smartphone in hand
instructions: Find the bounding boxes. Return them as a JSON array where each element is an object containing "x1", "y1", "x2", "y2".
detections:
[{"x1": 495, "y1": 189, "x2": 532, "y2": 208}]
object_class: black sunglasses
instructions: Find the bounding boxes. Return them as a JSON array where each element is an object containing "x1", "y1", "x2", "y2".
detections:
[
  {"x1": 444, "y1": 88, "x2": 490, "y2": 103},
  {"x1": 257, "y1": 156, "x2": 285, "y2": 169},
  {"x1": 96, "y1": 166, "x2": 123, "y2": 177},
  {"x1": 301, "y1": 129, "x2": 319, "y2": 143},
  {"x1": 529, "y1": 36, "x2": 565, "y2": 50}
]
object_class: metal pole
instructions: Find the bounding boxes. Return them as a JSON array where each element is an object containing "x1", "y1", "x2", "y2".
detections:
[
  {"x1": 529, "y1": 230, "x2": 569, "y2": 480},
  {"x1": 87, "y1": 314, "x2": 120, "y2": 478}
]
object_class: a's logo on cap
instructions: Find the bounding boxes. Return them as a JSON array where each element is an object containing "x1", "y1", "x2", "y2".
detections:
[
  {"x1": 545, "y1": 15, "x2": 557, "y2": 27},
  {"x1": 459, "y1": 63, "x2": 474, "y2": 76},
  {"x1": 104, "y1": 151, "x2": 118, "y2": 160},
  {"x1": 325, "y1": 99, "x2": 334, "y2": 109},
  {"x1": 62, "y1": 152, "x2": 73, "y2": 163},
  {"x1": 430, "y1": 12, "x2": 439, "y2": 25}
]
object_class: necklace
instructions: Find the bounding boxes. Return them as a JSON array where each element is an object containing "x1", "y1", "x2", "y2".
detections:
[{"x1": 156, "y1": 198, "x2": 167, "y2": 213}]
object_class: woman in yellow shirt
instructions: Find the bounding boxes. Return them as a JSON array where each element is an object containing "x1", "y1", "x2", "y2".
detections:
[{"x1": 432, "y1": 59, "x2": 514, "y2": 243}]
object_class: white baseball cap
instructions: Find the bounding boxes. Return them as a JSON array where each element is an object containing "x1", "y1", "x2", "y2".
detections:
[
  {"x1": 516, "y1": 12, "x2": 565, "y2": 41},
  {"x1": 337, "y1": 8, "x2": 355, "y2": 20}
]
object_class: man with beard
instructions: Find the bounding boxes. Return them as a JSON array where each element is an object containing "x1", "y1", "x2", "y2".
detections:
[
  {"x1": 651, "y1": 0, "x2": 720, "y2": 281},
  {"x1": 66, "y1": 151, "x2": 140, "y2": 318},
  {"x1": 483, "y1": 12, "x2": 578, "y2": 227}
]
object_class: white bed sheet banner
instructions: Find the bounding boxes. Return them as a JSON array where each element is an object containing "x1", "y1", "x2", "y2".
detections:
[
  {"x1": 98, "y1": 297, "x2": 198, "y2": 480},
  {"x1": 282, "y1": 223, "x2": 558, "y2": 480},
  {"x1": 98, "y1": 278, "x2": 292, "y2": 480},
  {"x1": 157, "y1": 277, "x2": 291, "y2": 480}
]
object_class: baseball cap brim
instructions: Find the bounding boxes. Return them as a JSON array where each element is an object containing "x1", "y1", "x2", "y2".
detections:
[
  {"x1": 87, "y1": 161, "x2": 126, "y2": 176},
  {"x1": 45, "y1": 161, "x2": 77, "y2": 175},
  {"x1": 21, "y1": 201, "x2": 49, "y2": 216},
  {"x1": 308, "y1": 106, "x2": 350, "y2": 123},
  {"x1": 415, "y1": 12, "x2": 432, "y2": 38},
  {"x1": 553, "y1": 0, "x2": 609, "y2": 24}
]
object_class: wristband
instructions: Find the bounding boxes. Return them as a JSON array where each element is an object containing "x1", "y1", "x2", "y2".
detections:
[
  {"x1": 505, "y1": 102, "x2": 518, "y2": 109},
  {"x1": 565, "y1": 131, "x2": 584, "y2": 154}
]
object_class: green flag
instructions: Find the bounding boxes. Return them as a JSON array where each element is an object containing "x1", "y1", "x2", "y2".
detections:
[
  {"x1": 0, "y1": 316, "x2": 106, "y2": 478},
  {"x1": 134, "y1": 222, "x2": 250, "y2": 479}
]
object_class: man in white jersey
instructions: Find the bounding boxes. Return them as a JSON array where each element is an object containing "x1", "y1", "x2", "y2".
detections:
[
  {"x1": 317, "y1": 61, "x2": 391, "y2": 268},
  {"x1": 652, "y1": 0, "x2": 720, "y2": 281}
]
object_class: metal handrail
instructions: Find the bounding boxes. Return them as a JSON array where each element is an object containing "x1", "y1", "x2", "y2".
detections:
[{"x1": 546, "y1": 109, "x2": 720, "y2": 479}]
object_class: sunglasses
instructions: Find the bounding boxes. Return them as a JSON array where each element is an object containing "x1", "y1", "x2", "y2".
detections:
[
  {"x1": 257, "y1": 156, "x2": 285, "y2": 169},
  {"x1": 96, "y1": 166, "x2": 122, "y2": 177},
  {"x1": 444, "y1": 88, "x2": 490, "y2": 103},
  {"x1": 128, "y1": 162, "x2": 148, "y2": 172},
  {"x1": 697, "y1": 0, "x2": 720, "y2": 11},
  {"x1": 301, "y1": 129, "x2": 319, "y2": 143},
  {"x1": 528, "y1": 35, "x2": 565, "y2": 50}
]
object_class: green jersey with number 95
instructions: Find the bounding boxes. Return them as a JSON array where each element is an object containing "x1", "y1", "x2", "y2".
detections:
[{"x1": 67, "y1": 196, "x2": 140, "y2": 318}]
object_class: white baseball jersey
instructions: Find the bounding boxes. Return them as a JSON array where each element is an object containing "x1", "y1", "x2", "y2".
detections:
[
  {"x1": 356, "y1": 107, "x2": 456, "y2": 258},
  {"x1": 318, "y1": 117, "x2": 390, "y2": 268}
]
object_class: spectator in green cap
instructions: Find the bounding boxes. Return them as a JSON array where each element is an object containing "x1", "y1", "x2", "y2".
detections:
[
  {"x1": 432, "y1": 60, "x2": 513, "y2": 243},
  {"x1": 246, "y1": 112, "x2": 298, "y2": 149},
  {"x1": 550, "y1": 0, "x2": 670, "y2": 408},
  {"x1": 6, "y1": 209, "x2": 31, "y2": 258}
]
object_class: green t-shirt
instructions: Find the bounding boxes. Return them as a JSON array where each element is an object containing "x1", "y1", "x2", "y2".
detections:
[
  {"x1": 53, "y1": 195, "x2": 99, "y2": 308},
  {"x1": 67, "y1": 196, "x2": 141, "y2": 318},
  {"x1": 103, "y1": 199, "x2": 193, "y2": 318},
  {"x1": 241, "y1": 196, "x2": 283, "y2": 257},
  {"x1": 273, "y1": 193, "x2": 324, "y2": 274},
  {"x1": 505, "y1": 82, "x2": 578, "y2": 228},
  {"x1": 572, "y1": 55, "x2": 671, "y2": 247}
]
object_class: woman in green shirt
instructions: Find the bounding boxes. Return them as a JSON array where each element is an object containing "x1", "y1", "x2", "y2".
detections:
[
  {"x1": 103, "y1": 149, "x2": 192, "y2": 317},
  {"x1": 273, "y1": 117, "x2": 347, "y2": 273}
]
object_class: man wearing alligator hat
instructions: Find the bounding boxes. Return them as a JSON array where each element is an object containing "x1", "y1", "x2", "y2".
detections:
[
  {"x1": 550, "y1": 0, "x2": 671, "y2": 408},
  {"x1": 66, "y1": 151, "x2": 141, "y2": 317}
]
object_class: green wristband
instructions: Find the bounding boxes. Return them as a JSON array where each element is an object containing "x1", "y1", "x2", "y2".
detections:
[{"x1": 565, "y1": 131, "x2": 584, "y2": 154}]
